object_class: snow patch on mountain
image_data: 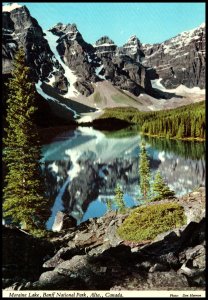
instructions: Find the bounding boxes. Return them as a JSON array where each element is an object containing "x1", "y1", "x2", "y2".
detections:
[
  {"x1": 95, "y1": 65, "x2": 106, "y2": 79},
  {"x1": 44, "y1": 30, "x2": 80, "y2": 98},
  {"x1": 144, "y1": 22, "x2": 205, "y2": 59},
  {"x1": 46, "y1": 65, "x2": 58, "y2": 86},
  {"x1": 35, "y1": 80, "x2": 79, "y2": 118},
  {"x1": 2, "y1": 3, "x2": 22, "y2": 12},
  {"x1": 94, "y1": 43, "x2": 115, "y2": 47},
  {"x1": 151, "y1": 78, "x2": 205, "y2": 94}
]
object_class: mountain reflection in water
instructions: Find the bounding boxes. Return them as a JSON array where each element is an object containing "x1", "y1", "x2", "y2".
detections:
[{"x1": 41, "y1": 126, "x2": 205, "y2": 229}]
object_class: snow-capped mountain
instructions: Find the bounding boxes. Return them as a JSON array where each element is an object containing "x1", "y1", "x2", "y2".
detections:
[
  {"x1": 142, "y1": 23, "x2": 206, "y2": 89},
  {"x1": 2, "y1": 3, "x2": 206, "y2": 122}
]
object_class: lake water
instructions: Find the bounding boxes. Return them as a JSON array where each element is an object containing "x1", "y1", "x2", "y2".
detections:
[{"x1": 41, "y1": 126, "x2": 205, "y2": 229}]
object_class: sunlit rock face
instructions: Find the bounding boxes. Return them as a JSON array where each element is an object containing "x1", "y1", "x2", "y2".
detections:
[
  {"x1": 2, "y1": 4, "x2": 155, "y2": 98},
  {"x1": 2, "y1": 4, "x2": 205, "y2": 110},
  {"x1": 41, "y1": 127, "x2": 205, "y2": 227},
  {"x1": 2, "y1": 5, "x2": 57, "y2": 81},
  {"x1": 142, "y1": 23, "x2": 206, "y2": 89}
]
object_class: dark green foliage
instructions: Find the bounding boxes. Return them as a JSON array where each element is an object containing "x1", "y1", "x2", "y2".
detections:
[
  {"x1": 3, "y1": 47, "x2": 50, "y2": 231},
  {"x1": 114, "y1": 184, "x2": 125, "y2": 212},
  {"x1": 106, "y1": 199, "x2": 113, "y2": 211},
  {"x1": 99, "y1": 107, "x2": 152, "y2": 125},
  {"x1": 139, "y1": 143, "x2": 150, "y2": 200},
  {"x1": 152, "y1": 171, "x2": 175, "y2": 200},
  {"x1": 117, "y1": 202, "x2": 186, "y2": 242},
  {"x1": 141, "y1": 102, "x2": 205, "y2": 140},
  {"x1": 99, "y1": 102, "x2": 205, "y2": 140}
]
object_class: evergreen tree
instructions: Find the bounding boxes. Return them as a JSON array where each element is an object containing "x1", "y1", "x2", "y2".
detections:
[
  {"x1": 106, "y1": 199, "x2": 113, "y2": 211},
  {"x1": 139, "y1": 142, "x2": 150, "y2": 200},
  {"x1": 114, "y1": 184, "x2": 125, "y2": 212},
  {"x1": 152, "y1": 171, "x2": 175, "y2": 200},
  {"x1": 3, "y1": 47, "x2": 50, "y2": 231}
]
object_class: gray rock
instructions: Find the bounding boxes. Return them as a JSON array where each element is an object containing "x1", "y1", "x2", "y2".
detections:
[
  {"x1": 55, "y1": 255, "x2": 88, "y2": 272},
  {"x1": 87, "y1": 242, "x2": 111, "y2": 256},
  {"x1": 2, "y1": 5, "x2": 64, "y2": 84},
  {"x1": 75, "y1": 231, "x2": 93, "y2": 242},
  {"x1": 182, "y1": 189, "x2": 205, "y2": 224},
  {"x1": 149, "y1": 263, "x2": 169, "y2": 273},
  {"x1": 105, "y1": 222, "x2": 123, "y2": 247},
  {"x1": 185, "y1": 244, "x2": 205, "y2": 262},
  {"x1": 43, "y1": 247, "x2": 68, "y2": 269},
  {"x1": 38, "y1": 270, "x2": 64, "y2": 285},
  {"x1": 52, "y1": 211, "x2": 76, "y2": 232},
  {"x1": 178, "y1": 260, "x2": 205, "y2": 287},
  {"x1": 147, "y1": 270, "x2": 189, "y2": 289},
  {"x1": 54, "y1": 255, "x2": 92, "y2": 280},
  {"x1": 154, "y1": 229, "x2": 181, "y2": 242}
]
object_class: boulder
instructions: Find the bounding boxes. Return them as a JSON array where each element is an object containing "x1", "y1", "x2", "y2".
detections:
[
  {"x1": 43, "y1": 246, "x2": 84, "y2": 269},
  {"x1": 52, "y1": 211, "x2": 77, "y2": 232}
]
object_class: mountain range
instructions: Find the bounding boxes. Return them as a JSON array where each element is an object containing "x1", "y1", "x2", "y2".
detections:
[{"x1": 2, "y1": 3, "x2": 206, "y2": 124}]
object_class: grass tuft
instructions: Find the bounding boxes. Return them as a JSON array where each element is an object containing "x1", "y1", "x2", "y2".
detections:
[{"x1": 117, "y1": 202, "x2": 186, "y2": 242}]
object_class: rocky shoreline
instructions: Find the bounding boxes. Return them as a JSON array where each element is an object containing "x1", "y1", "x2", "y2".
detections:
[{"x1": 3, "y1": 187, "x2": 205, "y2": 291}]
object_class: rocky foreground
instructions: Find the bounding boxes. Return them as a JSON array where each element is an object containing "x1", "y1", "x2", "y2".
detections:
[{"x1": 3, "y1": 187, "x2": 205, "y2": 291}]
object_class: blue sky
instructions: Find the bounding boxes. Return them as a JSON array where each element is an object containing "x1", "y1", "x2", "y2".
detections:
[{"x1": 3, "y1": 2, "x2": 206, "y2": 45}]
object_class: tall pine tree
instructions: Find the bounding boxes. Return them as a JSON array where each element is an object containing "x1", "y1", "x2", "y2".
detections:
[
  {"x1": 139, "y1": 142, "x2": 150, "y2": 200},
  {"x1": 3, "y1": 47, "x2": 50, "y2": 232}
]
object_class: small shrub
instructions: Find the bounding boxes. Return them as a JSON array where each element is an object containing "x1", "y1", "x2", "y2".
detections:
[
  {"x1": 30, "y1": 228, "x2": 50, "y2": 238},
  {"x1": 117, "y1": 202, "x2": 186, "y2": 242}
]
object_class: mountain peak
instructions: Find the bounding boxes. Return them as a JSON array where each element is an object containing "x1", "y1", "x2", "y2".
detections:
[
  {"x1": 2, "y1": 3, "x2": 22, "y2": 12},
  {"x1": 48, "y1": 22, "x2": 79, "y2": 39},
  {"x1": 94, "y1": 36, "x2": 116, "y2": 47},
  {"x1": 120, "y1": 35, "x2": 143, "y2": 58},
  {"x1": 128, "y1": 35, "x2": 140, "y2": 42},
  {"x1": 124, "y1": 35, "x2": 141, "y2": 48}
]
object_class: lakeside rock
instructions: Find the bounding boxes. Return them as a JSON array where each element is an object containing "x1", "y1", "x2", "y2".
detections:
[{"x1": 2, "y1": 187, "x2": 205, "y2": 291}]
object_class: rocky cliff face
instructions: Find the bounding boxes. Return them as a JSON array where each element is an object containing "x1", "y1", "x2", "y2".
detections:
[
  {"x1": 93, "y1": 34, "x2": 156, "y2": 95},
  {"x1": 2, "y1": 3, "x2": 205, "y2": 120},
  {"x1": 142, "y1": 23, "x2": 206, "y2": 89},
  {"x1": 2, "y1": 4, "x2": 157, "y2": 100},
  {"x1": 48, "y1": 23, "x2": 98, "y2": 96},
  {"x1": 2, "y1": 4, "x2": 71, "y2": 96},
  {"x1": 94, "y1": 36, "x2": 117, "y2": 57},
  {"x1": 3, "y1": 5, "x2": 52, "y2": 80}
]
